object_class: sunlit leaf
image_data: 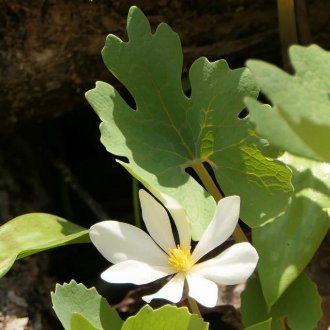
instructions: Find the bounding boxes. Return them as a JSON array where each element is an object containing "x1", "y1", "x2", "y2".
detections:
[
  {"x1": 241, "y1": 273, "x2": 322, "y2": 330},
  {"x1": 86, "y1": 6, "x2": 292, "y2": 238},
  {"x1": 51, "y1": 280, "x2": 123, "y2": 330},
  {"x1": 0, "y1": 213, "x2": 89, "y2": 278},
  {"x1": 246, "y1": 45, "x2": 330, "y2": 163},
  {"x1": 253, "y1": 153, "x2": 330, "y2": 307},
  {"x1": 122, "y1": 305, "x2": 208, "y2": 330}
]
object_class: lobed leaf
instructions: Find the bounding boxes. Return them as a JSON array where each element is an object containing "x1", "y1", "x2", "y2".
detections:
[
  {"x1": 253, "y1": 153, "x2": 330, "y2": 307},
  {"x1": 246, "y1": 45, "x2": 330, "y2": 163},
  {"x1": 86, "y1": 6, "x2": 292, "y2": 238},
  {"x1": 51, "y1": 280, "x2": 123, "y2": 330},
  {"x1": 122, "y1": 305, "x2": 208, "y2": 330},
  {"x1": 0, "y1": 213, "x2": 89, "y2": 278}
]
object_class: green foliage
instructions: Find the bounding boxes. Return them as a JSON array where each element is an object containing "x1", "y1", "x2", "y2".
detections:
[
  {"x1": 254, "y1": 153, "x2": 330, "y2": 307},
  {"x1": 71, "y1": 313, "x2": 102, "y2": 330},
  {"x1": 0, "y1": 213, "x2": 89, "y2": 278},
  {"x1": 245, "y1": 43, "x2": 330, "y2": 310},
  {"x1": 51, "y1": 280, "x2": 123, "y2": 330},
  {"x1": 246, "y1": 45, "x2": 330, "y2": 163},
  {"x1": 122, "y1": 305, "x2": 208, "y2": 330},
  {"x1": 5, "y1": 6, "x2": 325, "y2": 330},
  {"x1": 241, "y1": 273, "x2": 322, "y2": 330},
  {"x1": 52, "y1": 281, "x2": 208, "y2": 330},
  {"x1": 86, "y1": 6, "x2": 292, "y2": 239},
  {"x1": 244, "y1": 319, "x2": 272, "y2": 330}
]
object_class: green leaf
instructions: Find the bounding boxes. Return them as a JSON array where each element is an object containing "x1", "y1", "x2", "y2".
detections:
[
  {"x1": 0, "y1": 213, "x2": 89, "y2": 278},
  {"x1": 244, "y1": 319, "x2": 272, "y2": 330},
  {"x1": 86, "y1": 6, "x2": 292, "y2": 238},
  {"x1": 122, "y1": 305, "x2": 208, "y2": 330},
  {"x1": 246, "y1": 44, "x2": 330, "y2": 163},
  {"x1": 51, "y1": 280, "x2": 123, "y2": 330},
  {"x1": 254, "y1": 153, "x2": 330, "y2": 307},
  {"x1": 71, "y1": 313, "x2": 102, "y2": 330},
  {"x1": 241, "y1": 273, "x2": 322, "y2": 330}
]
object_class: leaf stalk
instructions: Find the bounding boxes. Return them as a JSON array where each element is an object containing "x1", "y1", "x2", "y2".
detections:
[
  {"x1": 184, "y1": 280, "x2": 202, "y2": 316},
  {"x1": 279, "y1": 316, "x2": 289, "y2": 330},
  {"x1": 192, "y1": 162, "x2": 249, "y2": 243},
  {"x1": 277, "y1": 0, "x2": 298, "y2": 70},
  {"x1": 187, "y1": 296, "x2": 202, "y2": 317},
  {"x1": 132, "y1": 178, "x2": 142, "y2": 228}
]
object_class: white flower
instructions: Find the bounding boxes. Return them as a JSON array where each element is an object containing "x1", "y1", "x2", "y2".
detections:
[{"x1": 89, "y1": 190, "x2": 258, "y2": 308}]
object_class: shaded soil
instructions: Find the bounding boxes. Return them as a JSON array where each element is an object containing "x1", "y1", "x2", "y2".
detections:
[{"x1": 1, "y1": 0, "x2": 330, "y2": 130}]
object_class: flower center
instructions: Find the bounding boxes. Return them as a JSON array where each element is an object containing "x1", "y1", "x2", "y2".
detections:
[{"x1": 168, "y1": 244, "x2": 195, "y2": 272}]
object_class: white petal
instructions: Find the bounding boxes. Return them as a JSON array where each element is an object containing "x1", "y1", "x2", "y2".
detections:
[
  {"x1": 157, "y1": 190, "x2": 191, "y2": 246},
  {"x1": 186, "y1": 273, "x2": 218, "y2": 307},
  {"x1": 143, "y1": 272, "x2": 185, "y2": 304},
  {"x1": 90, "y1": 221, "x2": 168, "y2": 264},
  {"x1": 192, "y1": 196, "x2": 240, "y2": 261},
  {"x1": 101, "y1": 260, "x2": 174, "y2": 285},
  {"x1": 139, "y1": 190, "x2": 176, "y2": 252},
  {"x1": 192, "y1": 242, "x2": 259, "y2": 285}
]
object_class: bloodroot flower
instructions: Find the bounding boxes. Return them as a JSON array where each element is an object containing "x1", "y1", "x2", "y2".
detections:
[{"x1": 89, "y1": 190, "x2": 258, "y2": 308}]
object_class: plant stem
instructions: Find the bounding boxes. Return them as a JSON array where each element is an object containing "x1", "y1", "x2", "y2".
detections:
[
  {"x1": 279, "y1": 316, "x2": 289, "y2": 330},
  {"x1": 183, "y1": 280, "x2": 201, "y2": 316},
  {"x1": 192, "y1": 162, "x2": 249, "y2": 243},
  {"x1": 277, "y1": 0, "x2": 298, "y2": 70},
  {"x1": 187, "y1": 296, "x2": 202, "y2": 317},
  {"x1": 232, "y1": 222, "x2": 249, "y2": 243},
  {"x1": 193, "y1": 162, "x2": 222, "y2": 201},
  {"x1": 132, "y1": 177, "x2": 142, "y2": 228}
]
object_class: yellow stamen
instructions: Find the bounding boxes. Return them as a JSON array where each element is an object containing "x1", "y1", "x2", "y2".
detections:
[{"x1": 168, "y1": 244, "x2": 195, "y2": 272}]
